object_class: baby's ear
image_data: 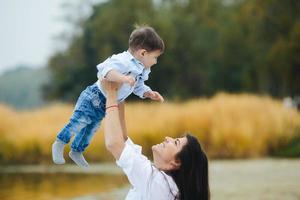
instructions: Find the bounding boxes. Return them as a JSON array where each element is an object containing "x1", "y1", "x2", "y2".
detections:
[{"x1": 140, "y1": 49, "x2": 147, "y2": 56}]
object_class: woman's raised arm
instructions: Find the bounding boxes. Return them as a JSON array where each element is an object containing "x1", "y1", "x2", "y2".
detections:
[
  {"x1": 118, "y1": 101, "x2": 128, "y2": 141},
  {"x1": 102, "y1": 80, "x2": 125, "y2": 160}
]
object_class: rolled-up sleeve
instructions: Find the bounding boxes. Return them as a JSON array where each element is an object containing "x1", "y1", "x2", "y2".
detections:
[
  {"x1": 133, "y1": 80, "x2": 152, "y2": 99},
  {"x1": 97, "y1": 58, "x2": 128, "y2": 80},
  {"x1": 133, "y1": 68, "x2": 152, "y2": 98}
]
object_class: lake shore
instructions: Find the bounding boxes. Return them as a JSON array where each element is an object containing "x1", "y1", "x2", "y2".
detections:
[{"x1": 1, "y1": 159, "x2": 300, "y2": 200}]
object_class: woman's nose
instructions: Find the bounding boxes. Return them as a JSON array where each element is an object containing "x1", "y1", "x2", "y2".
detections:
[{"x1": 165, "y1": 137, "x2": 171, "y2": 142}]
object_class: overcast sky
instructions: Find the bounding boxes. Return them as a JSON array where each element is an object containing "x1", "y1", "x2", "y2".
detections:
[
  {"x1": 0, "y1": 0, "x2": 67, "y2": 74},
  {"x1": 0, "y1": 0, "x2": 103, "y2": 74}
]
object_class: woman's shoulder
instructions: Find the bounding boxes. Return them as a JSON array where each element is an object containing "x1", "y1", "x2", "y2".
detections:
[
  {"x1": 116, "y1": 137, "x2": 150, "y2": 170},
  {"x1": 146, "y1": 171, "x2": 178, "y2": 200},
  {"x1": 151, "y1": 170, "x2": 178, "y2": 195},
  {"x1": 117, "y1": 138, "x2": 178, "y2": 199}
]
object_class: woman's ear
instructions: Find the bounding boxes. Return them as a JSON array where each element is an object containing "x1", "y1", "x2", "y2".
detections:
[{"x1": 170, "y1": 159, "x2": 181, "y2": 170}]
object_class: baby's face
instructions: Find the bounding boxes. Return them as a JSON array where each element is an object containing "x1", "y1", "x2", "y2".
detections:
[{"x1": 139, "y1": 50, "x2": 162, "y2": 68}]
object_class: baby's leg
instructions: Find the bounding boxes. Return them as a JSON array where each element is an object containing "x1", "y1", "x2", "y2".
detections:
[
  {"x1": 52, "y1": 110, "x2": 91, "y2": 165},
  {"x1": 52, "y1": 87, "x2": 91, "y2": 164},
  {"x1": 69, "y1": 84, "x2": 106, "y2": 168},
  {"x1": 69, "y1": 120, "x2": 101, "y2": 168},
  {"x1": 71, "y1": 120, "x2": 101, "y2": 152}
]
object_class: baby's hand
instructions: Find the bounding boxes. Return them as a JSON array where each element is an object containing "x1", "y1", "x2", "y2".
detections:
[
  {"x1": 144, "y1": 91, "x2": 164, "y2": 102},
  {"x1": 123, "y1": 75, "x2": 135, "y2": 87}
]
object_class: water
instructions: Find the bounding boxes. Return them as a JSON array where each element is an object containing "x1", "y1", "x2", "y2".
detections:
[
  {"x1": 0, "y1": 164, "x2": 128, "y2": 200},
  {"x1": 1, "y1": 159, "x2": 300, "y2": 200}
]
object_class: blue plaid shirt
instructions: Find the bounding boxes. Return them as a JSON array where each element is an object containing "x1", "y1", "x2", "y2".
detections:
[{"x1": 96, "y1": 50, "x2": 152, "y2": 102}]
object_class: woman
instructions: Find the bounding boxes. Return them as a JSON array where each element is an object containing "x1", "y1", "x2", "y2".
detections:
[{"x1": 103, "y1": 81, "x2": 210, "y2": 200}]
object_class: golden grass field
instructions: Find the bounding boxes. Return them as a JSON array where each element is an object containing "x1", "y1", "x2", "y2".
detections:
[{"x1": 0, "y1": 93, "x2": 299, "y2": 164}]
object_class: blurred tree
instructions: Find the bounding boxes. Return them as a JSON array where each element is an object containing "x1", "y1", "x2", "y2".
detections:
[
  {"x1": 235, "y1": 0, "x2": 300, "y2": 96},
  {"x1": 152, "y1": 0, "x2": 224, "y2": 98},
  {"x1": 44, "y1": 0, "x2": 155, "y2": 101},
  {"x1": 44, "y1": 0, "x2": 300, "y2": 102}
]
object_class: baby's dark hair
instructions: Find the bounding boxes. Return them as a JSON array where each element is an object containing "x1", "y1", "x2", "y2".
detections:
[{"x1": 129, "y1": 25, "x2": 165, "y2": 52}]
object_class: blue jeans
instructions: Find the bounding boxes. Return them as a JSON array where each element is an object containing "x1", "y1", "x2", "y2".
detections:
[{"x1": 56, "y1": 83, "x2": 106, "y2": 152}]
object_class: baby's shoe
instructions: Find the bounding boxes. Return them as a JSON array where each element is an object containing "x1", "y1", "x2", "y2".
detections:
[
  {"x1": 69, "y1": 150, "x2": 89, "y2": 168},
  {"x1": 52, "y1": 140, "x2": 66, "y2": 164}
]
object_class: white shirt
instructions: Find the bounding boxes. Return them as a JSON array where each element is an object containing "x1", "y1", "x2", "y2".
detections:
[
  {"x1": 116, "y1": 138, "x2": 178, "y2": 200},
  {"x1": 96, "y1": 51, "x2": 152, "y2": 103}
]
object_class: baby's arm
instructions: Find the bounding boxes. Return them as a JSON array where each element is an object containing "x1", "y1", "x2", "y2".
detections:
[
  {"x1": 133, "y1": 80, "x2": 164, "y2": 102},
  {"x1": 133, "y1": 79, "x2": 151, "y2": 98},
  {"x1": 106, "y1": 70, "x2": 135, "y2": 86}
]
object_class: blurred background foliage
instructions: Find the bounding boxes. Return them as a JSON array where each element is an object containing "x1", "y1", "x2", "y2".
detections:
[
  {"x1": 43, "y1": 0, "x2": 300, "y2": 102},
  {"x1": 0, "y1": 94, "x2": 300, "y2": 164},
  {"x1": 0, "y1": 0, "x2": 300, "y2": 164}
]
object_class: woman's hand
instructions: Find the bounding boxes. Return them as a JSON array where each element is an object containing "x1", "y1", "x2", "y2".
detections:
[
  {"x1": 123, "y1": 75, "x2": 135, "y2": 87},
  {"x1": 101, "y1": 80, "x2": 121, "y2": 94}
]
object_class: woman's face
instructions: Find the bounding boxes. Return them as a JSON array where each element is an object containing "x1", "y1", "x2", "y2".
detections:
[{"x1": 152, "y1": 136, "x2": 188, "y2": 170}]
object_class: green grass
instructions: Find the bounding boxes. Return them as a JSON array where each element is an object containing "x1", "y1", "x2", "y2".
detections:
[{"x1": 272, "y1": 136, "x2": 300, "y2": 158}]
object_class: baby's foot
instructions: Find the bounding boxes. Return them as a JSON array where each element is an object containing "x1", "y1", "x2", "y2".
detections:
[
  {"x1": 52, "y1": 140, "x2": 66, "y2": 164},
  {"x1": 69, "y1": 151, "x2": 89, "y2": 168}
]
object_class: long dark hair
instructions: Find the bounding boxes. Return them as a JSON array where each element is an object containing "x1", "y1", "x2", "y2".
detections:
[{"x1": 168, "y1": 134, "x2": 210, "y2": 200}]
